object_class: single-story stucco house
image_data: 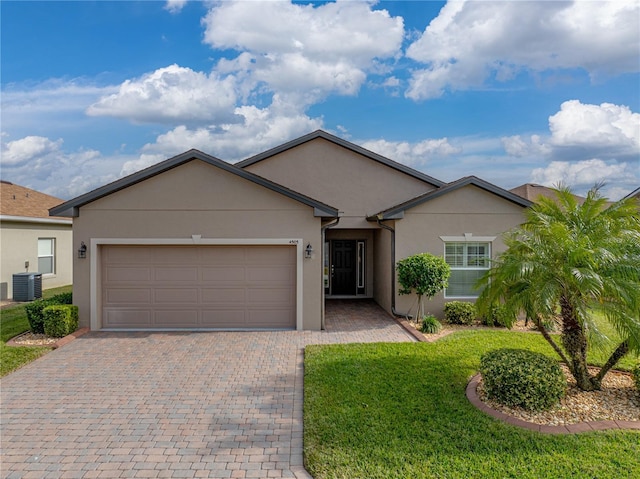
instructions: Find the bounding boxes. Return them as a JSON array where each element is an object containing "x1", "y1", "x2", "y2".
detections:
[
  {"x1": 50, "y1": 130, "x2": 531, "y2": 331},
  {"x1": 1, "y1": 181, "x2": 73, "y2": 300}
]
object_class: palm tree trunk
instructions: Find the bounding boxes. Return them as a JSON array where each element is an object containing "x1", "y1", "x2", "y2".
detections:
[
  {"x1": 559, "y1": 295, "x2": 598, "y2": 391},
  {"x1": 594, "y1": 340, "x2": 629, "y2": 387}
]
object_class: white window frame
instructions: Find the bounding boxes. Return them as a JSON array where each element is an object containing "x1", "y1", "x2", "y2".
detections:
[
  {"x1": 440, "y1": 234, "x2": 495, "y2": 299},
  {"x1": 38, "y1": 238, "x2": 56, "y2": 275}
]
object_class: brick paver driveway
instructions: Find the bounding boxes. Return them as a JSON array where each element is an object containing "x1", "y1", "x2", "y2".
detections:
[{"x1": 1, "y1": 300, "x2": 413, "y2": 478}]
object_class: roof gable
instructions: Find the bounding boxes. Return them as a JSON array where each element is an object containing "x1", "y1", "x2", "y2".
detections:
[
  {"x1": 236, "y1": 130, "x2": 444, "y2": 188},
  {"x1": 49, "y1": 149, "x2": 339, "y2": 218},
  {"x1": 370, "y1": 176, "x2": 532, "y2": 220}
]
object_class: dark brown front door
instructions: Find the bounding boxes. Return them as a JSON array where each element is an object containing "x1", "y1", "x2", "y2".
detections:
[{"x1": 332, "y1": 240, "x2": 356, "y2": 295}]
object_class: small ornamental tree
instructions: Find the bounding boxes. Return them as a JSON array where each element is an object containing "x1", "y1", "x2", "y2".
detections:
[{"x1": 397, "y1": 253, "x2": 450, "y2": 323}]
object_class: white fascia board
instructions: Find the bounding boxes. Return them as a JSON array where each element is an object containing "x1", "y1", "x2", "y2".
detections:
[
  {"x1": 439, "y1": 235, "x2": 497, "y2": 242},
  {"x1": 0, "y1": 215, "x2": 72, "y2": 225}
]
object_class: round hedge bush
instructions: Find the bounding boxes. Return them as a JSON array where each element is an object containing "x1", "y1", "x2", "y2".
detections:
[{"x1": 480, "y1": 348, "x2": 566, "y2": 411}]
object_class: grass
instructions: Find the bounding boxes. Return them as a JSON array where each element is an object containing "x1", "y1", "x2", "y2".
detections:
[
  {"x1": 0, "y1": 285, "x2": 72, "y2": 377},
  {"x1": 304, "y1": 330, "x2": 640, "y2": 479}
]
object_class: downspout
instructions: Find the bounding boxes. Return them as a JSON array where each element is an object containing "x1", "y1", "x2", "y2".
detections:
[
  {"x1": 320, "y1": 217, "x2": 340, "y2": 330},
  {"x1": 376, "y1": 217, "x2": 413, "y2": 320}
]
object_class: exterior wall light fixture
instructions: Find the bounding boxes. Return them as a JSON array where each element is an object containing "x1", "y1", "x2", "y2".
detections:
[
  {"x1": 78, "y1": 242, "x2": 87, "y2": 259},
  {"x1": 305, "y1": 243, "x2": 314, "y2": 259}
]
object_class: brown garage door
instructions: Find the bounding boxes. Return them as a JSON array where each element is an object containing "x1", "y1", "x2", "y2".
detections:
[{"x1": 101, "y1": 245, "x2": 296, "y2": 329}]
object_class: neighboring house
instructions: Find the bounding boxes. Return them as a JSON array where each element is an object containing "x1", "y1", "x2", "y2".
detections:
[
  {"x1": 0, "y1": 181, "x2": 73, "y2": 300},
  {"x1": 51, "y1": 130, "x2": 531, "y2": 331},
  {"x1": 510, "y1": 183, "x2": 587, "y2": 204}
]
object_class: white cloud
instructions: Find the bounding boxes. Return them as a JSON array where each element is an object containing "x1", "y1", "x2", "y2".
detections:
[
  {"x1": 202, "y1": 0, "x2": 404, "y2": 106},
  {"x1": 501, "y1": 135, "x2": 552, "y2": 157},
  {"x1": 359, "y1": 137, "x2": 461, "y2": 166},
  {"x1": 87, "y1": 65, "x2": 239, "y2": 124},
  {"x1": 120, "y1": 102, "x2": 323, "y2": 175},
  {"x1": 0, "y1": 135, "x2": 120, "y2": 199},
  {"x1": 1, "y1": 136, "x2": 63, "y2": 166},
  {"x1": 406, "y1": 0, "x2": 640, "y2": 99},
  {"x1": 164, "y1": 0, "x2": 187, "y2": 14},
  {"x1": 548, "y1": 100, "x2": 640, "y2": 157},
  {"x1": 531, "y1": 159, "x2": 634, "y2": 199},
  {"x1": 500, "y1": 101, "x2": 639, "y2": 162},
  {"x1": 1, "y1": 80, "x2": 116, "y2": 133}
]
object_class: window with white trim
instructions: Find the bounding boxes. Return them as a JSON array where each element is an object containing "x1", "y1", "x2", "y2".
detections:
[
  {"x1": 444, "y1": 241, "x2": 490, "y2": 297},
  {"x1": 38, "y1": 238, "x2": 55, "y2": 275}
]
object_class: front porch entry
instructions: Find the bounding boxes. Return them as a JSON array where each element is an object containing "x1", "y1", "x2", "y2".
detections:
[{"x1": 324, "y1": 233, "x2": 370, "y2": 297}]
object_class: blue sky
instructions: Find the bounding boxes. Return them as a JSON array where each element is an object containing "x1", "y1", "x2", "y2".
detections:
[{"x1": 2, "y1": 0, "x2": 639, "y2": 200}]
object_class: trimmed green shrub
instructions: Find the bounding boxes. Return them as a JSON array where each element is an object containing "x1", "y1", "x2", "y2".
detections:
[
  {"x1": 24, "y1": 292, "x2": 73, "y2": 334},
  {"x1": 481, "y1": 304, "x2": 513, "y2": 327},
  {"x1": 480, "y1": 348, "x2": 566, "y2": 411},
  {"x1": 49, "y1": 292, "x2": 73, "y2": 305},
  {"x1": 444, "y1": 301, "x2": 476, "y2": 325},
  {"x1": 634, "y1": 363, "x2": 640, "y2": 394},
  {"x1": 25, "y1": 300, "x2": 53, "y2": 334},
  {"x1": 43, "y1": 305, "x2": 79, "y2": 338},
  {"x1": 420, "y1": 315, "x2": 442, "y2": 334}
]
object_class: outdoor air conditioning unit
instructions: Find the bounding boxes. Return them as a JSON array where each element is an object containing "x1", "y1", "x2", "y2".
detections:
[{"x1": 12, "y1": 273, "x2": 43, "y2": 302}]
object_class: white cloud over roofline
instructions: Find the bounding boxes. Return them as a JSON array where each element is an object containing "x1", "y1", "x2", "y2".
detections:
[
  {"x1": 406, "y1": 0, "x2": 640, "y2": 100},
  {"x1": 86, "y1": 65, "x2": 240, "y2": 125},
  {"x1": 202, "y1": 0, "x2": 404, "y2": 107},
  {"x1": 531, "y1": 159, "x2": 634, "y2": 195},
  {"x1": 501, "y1": 100, "x2": 640, "y2": 162}
]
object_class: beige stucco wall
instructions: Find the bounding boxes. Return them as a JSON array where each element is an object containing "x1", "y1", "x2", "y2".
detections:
[
  {"x1": 72, "y1": 160, "x2": 324, "y2": 330},
  {"x1": 0, "y1": 220, "x2": 73, "y2": 300},
  {"x1": 394, "y1": 185, "x2": 527, "y2": 319},
  {"x1": 243, "y1": 138, "x2": 435, "y2": 228},
  {"x1": 372, "y1": 226, "x2": 393, "y2": 313}
]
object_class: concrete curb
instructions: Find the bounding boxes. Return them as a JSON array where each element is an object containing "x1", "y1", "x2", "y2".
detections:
[{"x1": 466, "y1": 373, "x2": 640, "y2": 434}]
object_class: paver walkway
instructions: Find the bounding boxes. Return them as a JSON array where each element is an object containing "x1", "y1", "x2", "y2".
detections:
[{"x1": 1, "y1": 300, "x2": 413, "y2": 479}]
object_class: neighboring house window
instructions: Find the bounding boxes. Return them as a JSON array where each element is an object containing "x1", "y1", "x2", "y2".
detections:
[
  {"x1": 443, "y1": 241, "x2": 490, "y2": 298},
  {"x1": 38, "y1": 238, "x2": 55, "y2": 275}
]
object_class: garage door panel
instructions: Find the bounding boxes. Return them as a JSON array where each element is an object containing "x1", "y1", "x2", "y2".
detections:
[
  {"x1": 201, "y1": 266, "x2": 245, "y2": 282},
  {"x1": 105, "y1": 310, "x2": 152, "y2": 327},
  {"x1": 248, "y1": 288, "x2": 291, "y2": 303},
  {"x1": 247, "y1": 266, "x2": 293, "y2": 282},
  {"x1": 105, "y1": 288, "x2": 151, "y2": 304},
  {"x1": 154, "y1": 288, "x2": 199, "y2": 303},
  {"x1": 200, "y1": 247, "x2": 246, "y2": 263},
  {"x1": 248, "y1": 310, "x2": 294, "y2": 328},
  {"x1": 104, "y1": 246, "x2": 154, "y2": 263},
  {"x1": 106, "y1": 267, "x2": 151, "y2": 282},
  {"x1": 247, "y1": 247, "x2": 295, "y2": 264},
  {"x1": 201, "y1": 310, "x2": 246, "y2": 328},
  {"x1": 201, "y1": 288, "x2": 245, "y2": 303},
  {"x1": 153, "y1": 247, "x2": 200, "y2": 263},
  {"x1": 155, "y1": 310, "x2": 199, "y2": 327},
  {"x1": 102, "y1": 245, "x2": 296, "y2": 329},
  {"x1": 155, "y1": 267, "x2": 198, "y2": 282}
]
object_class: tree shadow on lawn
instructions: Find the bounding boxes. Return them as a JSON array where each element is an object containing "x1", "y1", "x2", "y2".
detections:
[{"x1": 303, "y1": 336, "x2": 640, "y2": 479}]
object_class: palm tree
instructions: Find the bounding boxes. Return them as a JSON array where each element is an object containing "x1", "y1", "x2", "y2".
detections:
[{"x1": 477, "y1": 185, "x2": 640, "y2": 391}]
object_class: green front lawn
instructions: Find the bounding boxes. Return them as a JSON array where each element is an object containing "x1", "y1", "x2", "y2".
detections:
[
  {"x1": 0, "y1": 285, "x2": 72, "y2": 377},
  {"x1": 304, "y1": 331, "x2": 639, "y2": 479}
]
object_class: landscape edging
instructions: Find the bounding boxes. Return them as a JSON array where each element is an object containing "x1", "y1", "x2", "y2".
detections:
[{"x1": 466, "y1": 373, "x2": 640, "y2": 434}]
